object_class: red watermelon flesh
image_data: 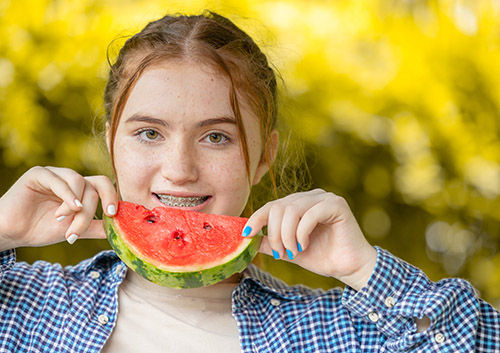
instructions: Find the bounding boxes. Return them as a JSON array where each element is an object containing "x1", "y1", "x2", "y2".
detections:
[{"x1": 117, "y1": 202, "x2": 248, "y2": 268}]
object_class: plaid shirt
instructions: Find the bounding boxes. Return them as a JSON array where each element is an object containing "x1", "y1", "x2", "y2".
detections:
[{"x1": 0, "y1": 247, "x2": 498, "y2": 352}]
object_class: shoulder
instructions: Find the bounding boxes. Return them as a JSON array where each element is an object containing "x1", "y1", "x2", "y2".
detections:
[{"x1": 1, "y1": 250, "x2": 124, "y2": 290}]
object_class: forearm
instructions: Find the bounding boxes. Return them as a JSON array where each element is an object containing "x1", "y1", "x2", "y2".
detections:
[{"x1": 343, "y1": 247, "x2": 498, "y2": 352}]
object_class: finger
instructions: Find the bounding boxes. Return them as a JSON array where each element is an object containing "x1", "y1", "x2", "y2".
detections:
[
  {"x1": 266, "y1": 203, "x2": 286, "y2": 259},
  {"x1": 45, "y1": 167, "x2": 86, "y2": 207},
  {"x1": 64, "y1": 181, "x2": 100, "y2": 244},
  {"x1": 296, "y1": 197, "x2": 347, "y2": 251},
  {"x1": 29, "y1": 167, "x2": 83, "y2": 214},
  {"x1": 84, "y1": 175, "x2": 118, "y2": 216},
  {"x1": 280, "y1": 205, "x2": 302, "y2": 260},
  {"x1": 243, "y1": 201, "x2": 284, "y2": 259},
  {"x1": 242, "y1": 202, "x2": 272, "y2": 238},
  {"x1": 242, "y1": 189, "x2": 325, "y2": 237},
  {"x1": 54, "y1": 202, "x2": 74, "y2": 222},
  {"x1": 295, "y1": 206, "x2": 321, "y2": 252},
  {"x1": 279, "y1": 192, "x2": 329, "y2": 257},
  {"x1": 54, "y1": 175, "x2": 117, "y2": 221}
]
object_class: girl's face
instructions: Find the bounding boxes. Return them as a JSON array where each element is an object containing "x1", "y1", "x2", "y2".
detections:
[{"x1": 112, "y1": 62, "x2": 271, "y2": 216}]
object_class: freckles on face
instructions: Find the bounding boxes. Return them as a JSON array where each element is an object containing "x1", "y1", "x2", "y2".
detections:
[
  {"x1": 112, "y1": 135, "x2": 159, "y2": 204},
  {"x1": 111, "y1": 61, "x2": 266, "y2": 216},
  {"x1": 203, "y1": 152, "x2": 250, "y2": 205}
]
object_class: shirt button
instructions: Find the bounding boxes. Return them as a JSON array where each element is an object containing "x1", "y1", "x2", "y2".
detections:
[
  {"x1": 384, "y1": 296, "x2": 396, "y2": 308},
  {"x1": 90, "y1": 271, "x2": 100, "y2": 279},
  {"x1": 115, "y1": 264, "x2": 123, "y2": 274},
  {"x1": 368, "y1": 311, "x2": 379, "y2": 323},
  {"x1": 98, "y1": 314, "x2": 109, "y2": 325},
  {"x1": 270, "y1": 298, "x2": 281, "y2": 307},
  {"x1": 435, "y1": 332, "x2": 445, "y2": 343}
]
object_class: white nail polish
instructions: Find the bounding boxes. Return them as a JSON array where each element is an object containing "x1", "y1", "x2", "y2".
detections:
[
  {"x1": 56, "y1": 215, "x2": 66, "y2": 222},
  {"x1": 75, "y1": 199, "x2": 83, "y2": 208},
  {"x1": 67, "y1": 234, "x2": 79, "y2": 245},
  {"x1": 107, "y1": 204, "x2": 116, "y2": 215}
]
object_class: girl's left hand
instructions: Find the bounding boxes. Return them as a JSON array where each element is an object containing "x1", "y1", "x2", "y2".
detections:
[{"x1": 244, "y1": 189, "x2": 378, "y2": 291}]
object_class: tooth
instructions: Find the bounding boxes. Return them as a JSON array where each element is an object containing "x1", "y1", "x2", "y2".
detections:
[{"x1": 156, "y1": 194, "x2": 208, "y2": 208}]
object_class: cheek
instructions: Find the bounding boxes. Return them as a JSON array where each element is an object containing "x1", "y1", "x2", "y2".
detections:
[
  {"x1": 205, "y1": 156, "x2": 250, "y2": 216},
  {"x1": 203, "y1": 150, "x2": 250, "y2": 200},
  {"x1": 113, "y1": 142, "x2": 156, "y2": 192},
  {"x1": 204, "y1": 151, "x2": 247, "y2": 184}
]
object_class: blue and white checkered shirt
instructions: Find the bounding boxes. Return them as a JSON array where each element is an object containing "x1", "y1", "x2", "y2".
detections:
[{"x1": 0, "y1": 247, "x2": 498, "y2": 352}]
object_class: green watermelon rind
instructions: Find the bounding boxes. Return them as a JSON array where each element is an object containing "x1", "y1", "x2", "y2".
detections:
[{"x1": 103, "y1": 214, "x2": 262, "y2": 289}]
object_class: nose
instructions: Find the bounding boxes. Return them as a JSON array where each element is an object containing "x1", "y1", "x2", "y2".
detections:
[{"x1": 160, "y1": 141, "x2": 199, "y2": 185}]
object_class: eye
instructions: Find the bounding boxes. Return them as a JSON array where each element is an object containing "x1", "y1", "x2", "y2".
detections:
[
  {"x1": 137, "y1": 129, "x2": 160, "y2": 141},
  {"x1": 206, "y1": 132, "x2": 228, "y2": 144}
]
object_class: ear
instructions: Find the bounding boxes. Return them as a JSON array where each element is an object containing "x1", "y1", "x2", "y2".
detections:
[{"x1": 252, "y1": 130, "x2": 279, "y2": 185}]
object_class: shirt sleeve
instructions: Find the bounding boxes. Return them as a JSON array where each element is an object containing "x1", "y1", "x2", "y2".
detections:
[
  {"x1": 342, "y1": 246, "x2": 500, "y2": 352},
  {"x1": 0, "y1": 249, "x2": 15, "y2": 282}
]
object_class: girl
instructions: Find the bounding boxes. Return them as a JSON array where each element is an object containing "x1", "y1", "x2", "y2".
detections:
[{"x1": 0, "y1": 11, "x2": 498, "y2": 352}]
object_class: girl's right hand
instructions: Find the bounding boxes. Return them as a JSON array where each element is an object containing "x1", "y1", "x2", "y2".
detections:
[{"x1": 0, "y1": 166, "x2": 118, "y2": 251}]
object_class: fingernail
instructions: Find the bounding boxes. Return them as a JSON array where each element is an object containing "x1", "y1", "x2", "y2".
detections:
[
  {"x1": 107, "y1": 204, "x2": 116, "y2": 216},
  {"x1": 67, "y1": 234, "x2": 79, "y2": 245},
  {"x1": 74, "y1": 199, "x2": 83, "y2": 208},
  {"x1": 298, "y1": 243, "x2": 303, "y2": 252},
  {"x1": 286, "y1": 249, "x2": 294, "y2": 260},
  {"x1": 56, "y1": 215, "x2": 66, "y2": 222},
  {"x1": 272, "y1": 250, "x2": 280, "y2": 259},
  {"x1": 242, "y1": 226, "x2": 252, "y2": 237}
]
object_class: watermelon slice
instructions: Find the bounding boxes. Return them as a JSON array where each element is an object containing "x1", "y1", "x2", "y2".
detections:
[{"x1": 103, "y1": 201, "x2": 261, "y2": 288}]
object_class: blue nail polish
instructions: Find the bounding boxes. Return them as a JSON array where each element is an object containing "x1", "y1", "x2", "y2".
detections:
[
  {"x1": 242, "y1": 226, "x2": 252, "y2": 237},
  {"x1": 298, "y1": 243, "x2": 303, "y2": 252},
  {"x1": 287, "y1": 249, "x2": 294, "y2": 260},
  {"x1": 272, "y1": 250, "x2": 280, "y2": 259}
]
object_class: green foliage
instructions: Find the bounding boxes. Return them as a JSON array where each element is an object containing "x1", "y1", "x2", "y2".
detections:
[{"x1": 1, "y1": 0, "x2": 499, "y2": 306}]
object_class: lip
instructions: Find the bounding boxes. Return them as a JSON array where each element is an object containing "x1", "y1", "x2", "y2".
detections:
[
  {"x1": 154, "y1": 190, "x2": 209, "y2": 198},
  {"x1": 151, "y1": 192, "x2": 212, "y2": 212}
]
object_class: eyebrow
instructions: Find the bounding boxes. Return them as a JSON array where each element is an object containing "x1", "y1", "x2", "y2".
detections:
[
  {"x1": 125, "y1": 114, "x2": 169, "y2": 127},
  {"x1": 124, "y1": 114, "x2": 237, "y2": 128},
  {"x1": 197, "y1": 116, "x2": 236, "y2": 128}
]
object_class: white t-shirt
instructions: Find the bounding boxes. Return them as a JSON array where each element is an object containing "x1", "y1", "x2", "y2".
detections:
[{"x1": 101, "y1": 269, "x2": 241, "y2": 352}]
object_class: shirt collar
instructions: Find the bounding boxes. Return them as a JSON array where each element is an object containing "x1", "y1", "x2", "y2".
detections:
[
  {"x1": 80, "y1": 250, "x2": 127, "y2": 282},
  {"x1": 241, "y1": 264, "x2": 324, "y2": 300}
]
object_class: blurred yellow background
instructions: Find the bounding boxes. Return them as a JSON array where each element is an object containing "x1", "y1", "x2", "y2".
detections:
[{"x1": 1, "y1": 0, "x2": 500, "y2": 307}]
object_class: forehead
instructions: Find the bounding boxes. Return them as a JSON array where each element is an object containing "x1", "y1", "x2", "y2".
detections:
[{"x1": 122, "y1": 62, "x2": 232, "y2": 118}]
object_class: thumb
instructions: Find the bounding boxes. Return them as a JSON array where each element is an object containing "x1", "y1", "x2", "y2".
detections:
[
  {"x1": 258, "y1": 236, "x2": 273, "y2": 258},
  {"x1": 80, "y1": 220, "x2": 108, "y2": 240}
]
